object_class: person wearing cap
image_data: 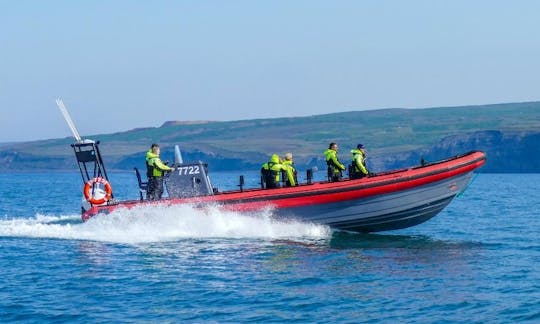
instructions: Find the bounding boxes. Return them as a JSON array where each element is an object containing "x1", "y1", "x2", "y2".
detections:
[
  {"x1": 146, "y1": 143, "x2": 175, "y2": 200},
  {"x1": 282, "y1": 152, "x2": 298, "y2": 187},
  {"x1": 324, "y1": 142, "x2": 346, "y2": 182},
  {"x1": 261, "y1": 154, "x2": 296, "y2": 188},
  {"x1": 350, "y1": 144, "x2": 369, "y2": 179}
]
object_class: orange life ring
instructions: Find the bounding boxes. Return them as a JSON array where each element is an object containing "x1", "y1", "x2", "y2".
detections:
[{"x1": 83, "y1": 177, "x2": 113, "y2": 205}]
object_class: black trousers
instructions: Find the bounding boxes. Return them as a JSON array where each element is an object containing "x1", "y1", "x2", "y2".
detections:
[
  {"x1": 350, "y1": 172, "x2": 366, "y2": 180},
  {"x1": 147, "y1": 176, "x2": 164, "y2": 200},
  {"x1": 327, "y1": 166, "x2": 342, "y2": 182}
]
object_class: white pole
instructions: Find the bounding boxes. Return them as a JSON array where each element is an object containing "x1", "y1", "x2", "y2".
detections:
[
  {"x1": 56, "y1": 98, "x2": 82, "y2": 142},
  {"x1": 174, "y1": 145, "x2": 183, "y2": 164}
]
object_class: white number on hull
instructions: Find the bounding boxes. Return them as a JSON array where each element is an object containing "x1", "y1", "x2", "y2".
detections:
[{"x1": 177, "y1": 166, "x2": 200, "y2": 175}]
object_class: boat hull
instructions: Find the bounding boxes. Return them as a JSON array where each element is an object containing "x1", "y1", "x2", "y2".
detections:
[
  {"x1": 274, "y1": 172, "x2": 472, "y2": 232},
  {"x1": 82, "y1": 151, "x2": 486, "y2": 233}
]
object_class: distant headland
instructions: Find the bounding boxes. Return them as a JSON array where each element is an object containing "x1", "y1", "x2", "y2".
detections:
[{"x1": 1, "y1": 101, "x2": 539, "y2": 173}]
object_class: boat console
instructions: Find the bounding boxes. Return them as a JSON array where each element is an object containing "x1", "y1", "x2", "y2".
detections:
[{"x1": 165, "y1": 161, "x2": 214, "y2": 198}]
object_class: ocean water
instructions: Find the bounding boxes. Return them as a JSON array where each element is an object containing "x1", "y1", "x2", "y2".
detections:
[{"x1": 0, "y1": 172, "x2": 539, "y2": 323}]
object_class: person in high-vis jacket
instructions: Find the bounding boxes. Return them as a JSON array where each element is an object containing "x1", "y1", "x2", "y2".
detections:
[
  {"x1": 324, "y1": 142, "x2": 346, "y2": 182},
  {"x1": 146, "y1": 143, "x2": 175, "y2": 200},
  {"x1": 350, "y1": 144, "x2": 369, "y2": 179},
  {"x1": 282, "y1": 152, "x2": 298, "y2": 187},
  {"x1": 261, "y1": 154, "x2": 296, "y2": 189}
]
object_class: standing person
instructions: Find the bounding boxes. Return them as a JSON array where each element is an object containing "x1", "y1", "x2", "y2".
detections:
[
  {"x1": 261, "y1": 154, "x2": 295, "y2": 189},
  {"x1": 324, "y1": 142, "x2": 346, "y2": 182},
  {"x1": 146, "y1": 143, "x2": 175, "y2": 200},
  {"x1": 350, "y1": 144, "x2": 369, "y2": 179},
  {"x1": 282, "y1": 152, "x2": 298, "y2": 187}
]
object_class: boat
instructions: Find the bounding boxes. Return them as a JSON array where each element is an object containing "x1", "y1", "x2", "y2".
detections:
[
  {"x1": 57, "y1": 100, "x2": 486, "y2": 233},
  {"x1": 71, "y1": 138, "x2": 485, "y2": 232}
]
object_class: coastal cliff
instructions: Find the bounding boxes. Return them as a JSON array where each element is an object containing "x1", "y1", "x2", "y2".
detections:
[{"x1": 366, "y1": 130, "x2": 540, "y2": 173}]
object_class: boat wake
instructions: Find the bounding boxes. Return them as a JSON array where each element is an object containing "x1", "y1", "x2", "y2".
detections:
[{"x1": 0, "y1": 204, "x2": 331, "y2": 244}]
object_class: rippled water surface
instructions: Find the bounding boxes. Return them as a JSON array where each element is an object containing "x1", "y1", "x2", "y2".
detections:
[{"x1": 1, "y1": 172, "x2": 539, "y2": 322}]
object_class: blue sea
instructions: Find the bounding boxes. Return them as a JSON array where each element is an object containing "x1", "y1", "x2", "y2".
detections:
[{"x1": 1, "y1": 171, "x2": 539, "y2": 323}]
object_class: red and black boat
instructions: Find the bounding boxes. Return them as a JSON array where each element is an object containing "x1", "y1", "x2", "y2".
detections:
[{"x1": 72, "y1": 139, "x2": 486, "y2": 233}]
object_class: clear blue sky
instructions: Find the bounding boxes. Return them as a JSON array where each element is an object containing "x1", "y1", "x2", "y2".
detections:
[{"x1": 1, "y1": 0, "x2": 539, "y2": 142}]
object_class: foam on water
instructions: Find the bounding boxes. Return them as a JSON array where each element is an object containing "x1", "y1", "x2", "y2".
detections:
[{"x1": 0, "y1": 203, "x2": 331, "y2": 244}]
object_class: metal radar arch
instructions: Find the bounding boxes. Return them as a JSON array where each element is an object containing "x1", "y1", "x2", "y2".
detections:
[{"x1": 56, "y1": 99, "x2": 113, "y2": 207}]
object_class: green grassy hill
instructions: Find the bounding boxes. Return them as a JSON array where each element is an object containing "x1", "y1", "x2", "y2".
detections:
[{"x1": 1, "y1": 101, "x2": 540, "y2": 172}]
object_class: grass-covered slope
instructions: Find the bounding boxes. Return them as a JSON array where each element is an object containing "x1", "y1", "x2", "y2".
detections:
[{"x1": 1, "y1": 101, "x2": 539, "y2": 172}]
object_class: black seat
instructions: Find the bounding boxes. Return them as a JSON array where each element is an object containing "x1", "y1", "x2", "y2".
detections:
[{"x1": 134, "y1": 167, "x2": 148, "y2": 201}]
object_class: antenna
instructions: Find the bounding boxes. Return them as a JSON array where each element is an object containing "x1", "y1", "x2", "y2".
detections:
[
  {"x1": 174, "y1": 145, "x2": 184, "y2": 164},
  {"x1": 56, "y1": 98, "x2": 82, "y2": 142}
]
